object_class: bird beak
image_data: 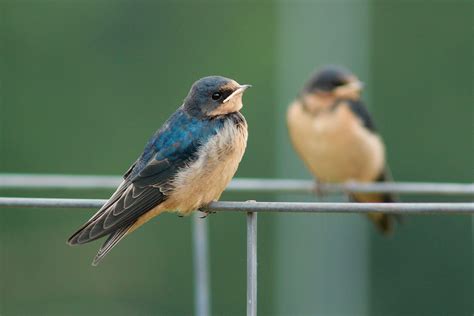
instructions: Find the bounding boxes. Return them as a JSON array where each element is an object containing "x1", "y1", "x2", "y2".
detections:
[
  {"x1": 345, "y1": 80, "x2": 364, "y2": 91},
  {"x1": 223, "y1": 84, "x2": 252, "y2": 103}
]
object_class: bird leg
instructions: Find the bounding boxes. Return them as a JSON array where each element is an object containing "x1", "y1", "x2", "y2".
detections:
[
  {"x1": 313, "y1": 178, "x2": 326, "y2": 199},
  {"x1": 343, "y1": 179, "x2": 358, "y2": 199}
]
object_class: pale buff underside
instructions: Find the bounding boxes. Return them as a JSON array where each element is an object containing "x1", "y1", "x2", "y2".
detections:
[
  {"x1": 287, "y1": 100, "x2": 385, "y2": 183},
  {"x1": 128, "y1": 119, "x2": 248, "y2": 233}
]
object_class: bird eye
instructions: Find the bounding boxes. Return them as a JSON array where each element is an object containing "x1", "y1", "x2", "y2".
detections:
[
  {"x1": 333, "y1": 80, "x2": 345, "y2": 87},
  {"x1": 212, "y1": 92, "x2": 222, "y2": 100}
]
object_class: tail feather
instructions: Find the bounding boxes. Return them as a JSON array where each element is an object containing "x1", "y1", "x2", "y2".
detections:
[
  {"x1": 91, "y1": 224, "x2": 133, "y2": 266},
  {"x1": 349, "y1": 194, "x2": 400, "y2": 235},
  {"x1": 349, "y1": 168, "x2": 402, "y2": 235},
  {"x1": 366, "y1": 211, "x2": 401, "y2": 235}
]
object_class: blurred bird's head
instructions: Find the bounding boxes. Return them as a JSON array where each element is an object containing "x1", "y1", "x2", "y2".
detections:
[
  {"x1": 184, "y1": 76, "x2": 251, "y2": 118},
  {"x1": 300, "y1": 66, "x2": 363, "y2": 113},
  {"x1": 304, "y1": 65, "x2": 363, "y2": 98}
]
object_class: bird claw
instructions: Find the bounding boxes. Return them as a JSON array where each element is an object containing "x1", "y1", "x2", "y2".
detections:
[
  {"x1": 313, "y1": 180, "x2": 325, "y2": 199},
  {"x1": 198, "y1": 207, "x2": 216, "y2": 219},
  {"x1": 342, "y1": 180, "x2": 358, "y2": 197}
]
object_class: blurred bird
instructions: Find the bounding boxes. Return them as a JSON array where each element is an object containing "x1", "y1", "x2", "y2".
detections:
[
  {"x1": 287, "y1": 66, "x2": 399, "y2": 234},
  {"x1": 68, "y1": 76, "x2": 251, "y2": 265}
]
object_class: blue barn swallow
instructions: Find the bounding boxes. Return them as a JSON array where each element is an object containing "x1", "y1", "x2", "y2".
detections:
[
  {"x1": 287, "y1": 66, "x2": 399, "y2": 234},
  {"x1": 68, "y1": 76, "x2": 251, "y2": 265}
]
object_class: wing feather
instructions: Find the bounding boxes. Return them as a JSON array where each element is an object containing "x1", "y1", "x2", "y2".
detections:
[
  {"x1": 333, "y1": 99, "x2": 377, "y2": 132},
  {"x1": 91, "y1": 224, "x2": 132, "y2": 266},
  {"x1": 68, "y1": 109, "x2": 222, "y2": 246}
]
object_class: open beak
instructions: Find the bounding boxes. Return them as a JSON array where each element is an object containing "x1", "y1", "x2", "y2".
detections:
[{"x1": 223, "y1": 84, "x2": 252, "y2": 103}]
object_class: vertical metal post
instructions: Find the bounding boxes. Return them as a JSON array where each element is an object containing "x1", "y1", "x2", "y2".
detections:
[
  {"x1": 247, "y1": 212, "x2": 258, "y2": 316},
  {"x1": 192, "y1": 213, "x2": 211, "y2": 316},
  {"x1": 275, "y1": 2, "x2": 371, "y2": 314}
]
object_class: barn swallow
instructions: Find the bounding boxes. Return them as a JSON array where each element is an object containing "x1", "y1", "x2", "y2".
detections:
[
  {"x1": 287, "y1": 65, "x2": 399, "y2": 234},
  {"x1": 68, "y1": 76, "x2": 251, "y2": 265}
]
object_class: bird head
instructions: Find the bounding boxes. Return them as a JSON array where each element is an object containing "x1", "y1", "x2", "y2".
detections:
[
  {"x1": 184, "y1": 76, "x2": 251, "y2": 118},
  {"x1": 300, "y1": 66, "x2": 363, "y2": 113},
  {"x1": 304, "y1": 65, "x2": 364, "y2": 98}
]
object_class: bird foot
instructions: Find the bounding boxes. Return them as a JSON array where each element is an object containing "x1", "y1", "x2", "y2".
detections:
[
  {"x1": 313, "y1": 180, "x2": 326, "y2": 199},
  {"x1": 198, "y1": 210, "x2": 216, "y2": 219},
  {"x1": 198, "y1": 202, "x2": 217, "y2": 219},
  {"x1": 343, "y1": 180, "x2": 358, "y2": 197}
]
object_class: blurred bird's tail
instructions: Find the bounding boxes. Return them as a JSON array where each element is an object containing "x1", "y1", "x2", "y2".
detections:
[
  {"x1": 350, "y1": 169, "x2": 402, "y2": 235},
  {"x1": 349, "y1": 194, "x2": 401, "y2": 235},
  {"x1": 366, "y1": 211, "x2": 401, "y2": 235}
]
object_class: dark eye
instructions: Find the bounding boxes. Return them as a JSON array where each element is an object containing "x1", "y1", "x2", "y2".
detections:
[
  {"x1": 212, "y1": 92, "x2": 222, "y2": 100},
  {"x1": 332, "y1": 80, "x2": 345, "y2": 87}
]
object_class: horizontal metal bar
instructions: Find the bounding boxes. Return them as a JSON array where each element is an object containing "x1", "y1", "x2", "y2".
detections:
[
  {"x1": 202, "y1": 201, "x2": 474, "y2": 214},
  {"x1": 0, "y1": 174, "x2": 473, "y2": 196},
  {"x1": 0, "y1": 174, "x2": 122, "y2": 189},
  {"x1": 0, "y1": 197, "x2": 472, "y2": 214},
  {"x1": 0, "y1": 197, "x2": 107, "y2": 208},
  {"x1": 231, "y1": 179, "x2": 474, "y2": 196}
]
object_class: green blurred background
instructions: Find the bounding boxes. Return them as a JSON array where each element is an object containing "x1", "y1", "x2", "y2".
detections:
[{"x1": 0, "y1": 1, "x2": 472, "y2": 315}]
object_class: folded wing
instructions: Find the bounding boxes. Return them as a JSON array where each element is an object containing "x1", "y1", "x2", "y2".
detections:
[{"x1": 68, "y1": 110, "x2": 220, "y2": 246}]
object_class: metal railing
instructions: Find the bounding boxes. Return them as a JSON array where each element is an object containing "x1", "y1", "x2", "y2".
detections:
[
  {"x1": 1, "y1": 197, "x2": 473, "y2": 214},
  {"x1": 1, "y1": 173, "x2": 473, "y2": 316},
  {"x1": 1, "y1": 173, "x2": 474, "y2": 195}
]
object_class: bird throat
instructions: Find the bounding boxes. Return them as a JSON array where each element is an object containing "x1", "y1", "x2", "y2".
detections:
[
  {"x1": 209, "y1": 96, "x2": 243, "y2": 116},
  {"x1": 300, "y1": 94, "x2": 335, "y2": 116}
]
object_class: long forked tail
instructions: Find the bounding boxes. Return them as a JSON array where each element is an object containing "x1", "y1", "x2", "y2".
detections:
[
  {"x1": 90, "y1": 206, "x2": 167, "y2": 266},
  {"x1": 92, "y1": 224, "x2": 133, "y2": 266}
]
